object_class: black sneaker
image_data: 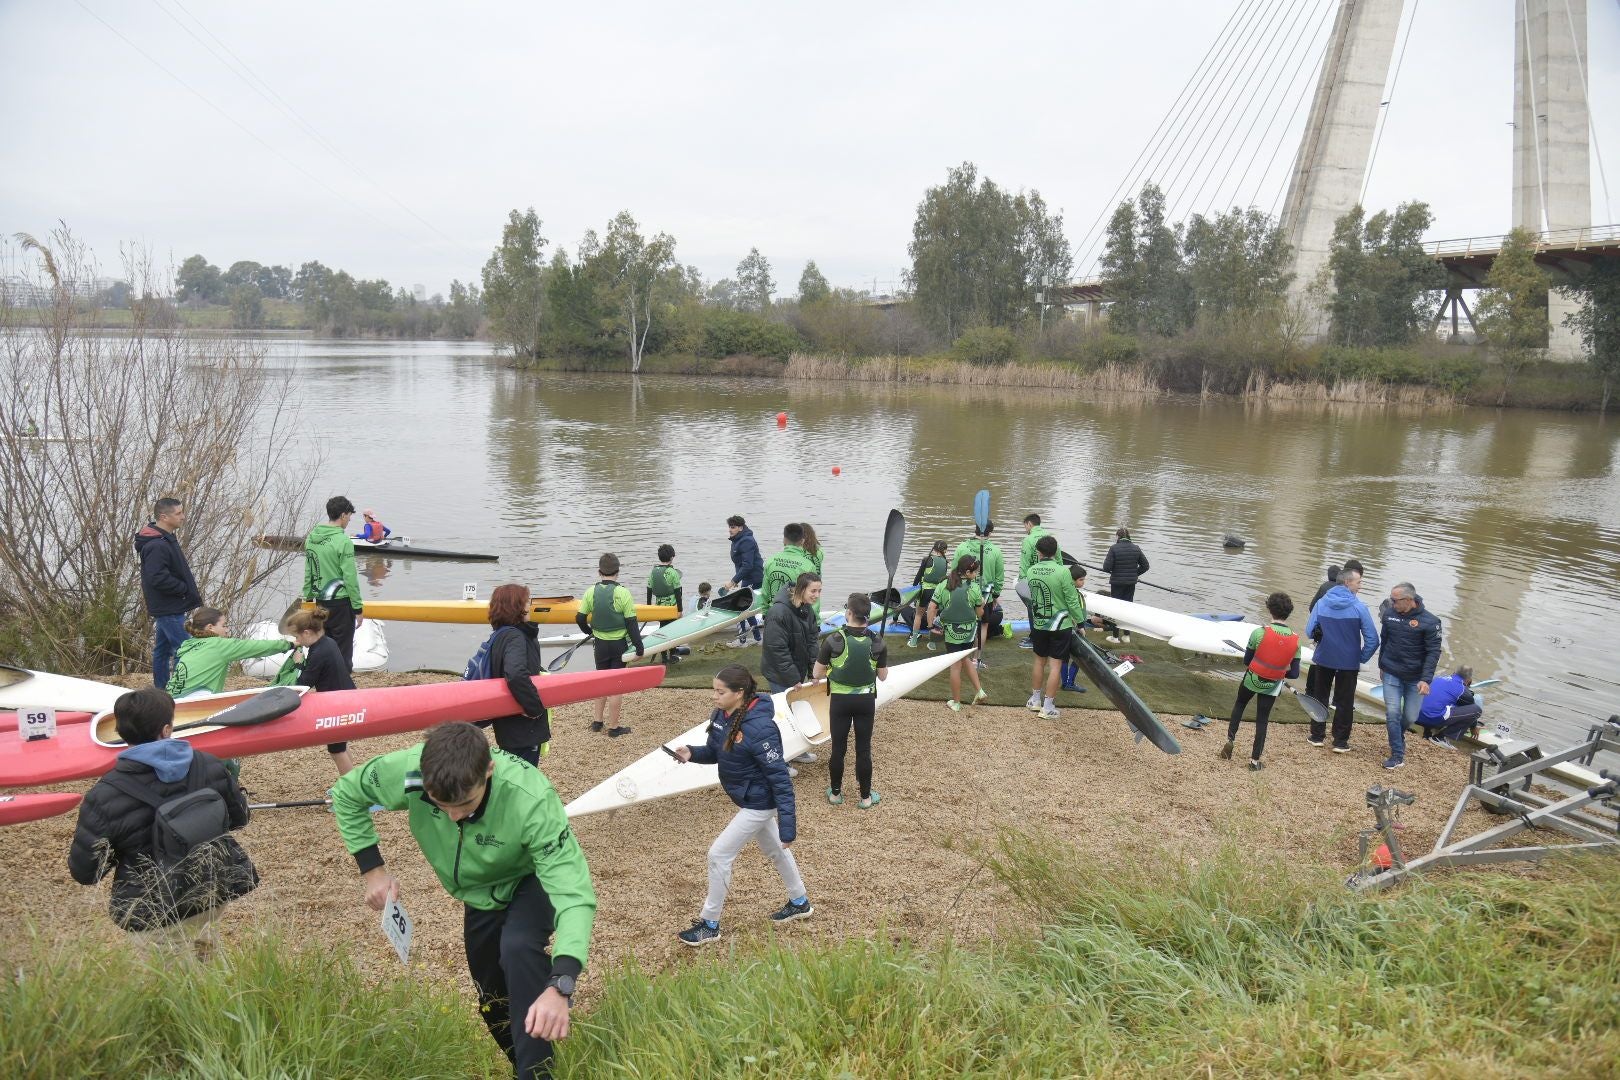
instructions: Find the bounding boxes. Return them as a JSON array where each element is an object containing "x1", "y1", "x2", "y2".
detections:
[
  {"x1": 678, "y1": 920, "x2": 720, "y2": 946},
  {"x1": 1018, "y1": 637, "x2": 1034, "y2": 650},
  {"x1": 1217, "y1": 739, "x2": 1233, "y2": 760},
  {"x1": 607, "y1": 725, "x2": 633, "y2": 738},
  {"x1": 590, "y1": 721, "x2": 604, "y2": 733},
  {"x1": 769, "y1": 899, "x2": 813, "y2": 924},
  {"x1": 1248, "y1": 760, "x2": 1264, "y2": 771},
  {"x1": 1331, "y1": 744, "x2": 1351, "y2": 754},
  {"x1": 1382, "y1": 756, "x2": 1405, "y2": 770},
  {"x1": 1306, "y1": 735, "x2": 1325, "y2": 747}
]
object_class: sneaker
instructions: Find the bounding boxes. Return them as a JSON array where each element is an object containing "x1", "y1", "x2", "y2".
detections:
[
  {"x1": 678, "y1": 920, "x2": 721, "y2": 946},
  {"x1": 1382, "y1": 756, "x2": 1405, "y2": 770},
  {"x1": 788, "y1": 766, "x2": 799, "y2": 778},
  {"x1": 1248, "y1": 759, "x2": 1264, "y2": 771},
  {"x1": 826, "y1": 788, "x2": 843, "y2": 805},
  {"x1": 607, "y1": 725, "x2": 633, "y2": 738},
  {"x1": 590, "y1": 721, "x2": 604, "y2": 733},
  {"x1": 907, "y1": 634, "x2": 920, "y2": 649},
  {"x1": 926, "y1": 639, "x2": 937, "y2": 651},
  {"x1": 770, "y1": 899, "x2": 814, "y2": 923},
  {"x1": 1306, "y1": 735, "x2": 1325, "y2": 747},
  {"x1": 795, "y1": 752, "x2": 817, "y2": 763},
  {"x1": 725, "y1": 638, "x2": 750, "y2": 649},
  {"x1": 975, "y1": 659, "x2": 989, "y2": 672},
  {"x1": 857, "y1": 791, "x2": 882, "y2": 809},
  {"x1": 1105, "y1": 635, "x2": 1121, "y2": 644},
  {"x1": 972, "y1": 688, "x2": 989, "y2": 704},
  {"x1": 1026, "y1": 692, "x2": 1043, "y2": 712},
  {"x1": 1039, "y1": 704, "x2": 1060, "y2": 721},
  {"x1": 1218, "y1": 739, "x2": 1233, "y2": 760},
  {"x1": 1018, "y1": 637, "x2": 1034, "y2": 650},
  {"x1": 1120, "y1": 632, "x2": 1132, "y2": 644},
  {"x1": 1432, "y1": 737, "x2": 1455, "y2": 750},
  {"x1": 946, "y1": 698, "x2": 961, "y2": 713},
  {"x1": 1332, "y1": 744, "x2": 1351, "y2": 754}
]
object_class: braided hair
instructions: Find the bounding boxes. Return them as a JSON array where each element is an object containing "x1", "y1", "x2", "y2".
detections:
[{"x1": 715, "y1": 663, "x2": 759, "y2": 749}]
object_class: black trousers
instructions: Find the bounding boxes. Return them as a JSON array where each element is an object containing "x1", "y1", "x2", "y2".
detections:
[
  {"x1": 828, "y1": 693, "x2": 876, "y2": 799},
  {"x1": 1309, "y1": 667, "x2": 1359, "y2": 747},
  {"x1": 322, "y1": 597, "x2": 357, "y2": 671},
  {"x1": 1419, "y1": 702, "x2": 1483, "y2": 741},
  {"x1": 1227, "y1": 684, "x2": 1277, "y2": 760},
  {"x1": 463, "y1": 875, "x2": 558, "y2": 1079}
]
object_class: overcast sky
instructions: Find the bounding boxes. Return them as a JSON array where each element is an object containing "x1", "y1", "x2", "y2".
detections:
[{"x1": 3, "y1": 0, "x2": 1617, "y2": 295}]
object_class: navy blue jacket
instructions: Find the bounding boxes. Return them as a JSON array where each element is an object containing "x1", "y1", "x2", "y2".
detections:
[
  {"x1": 1376, "y1": 597, "x2": 1442, "y2": 683},
  {"x1": 687, "y1": 695, "x2": 796, "y2": 842},
  {"x1": 729, "y1": 527, "x2": 763, "y2": 589},
  {"x1": 1101, "y1": 539, "x2": 1149, "y2": 588},
  {"x1": 134, "y1": 523, "x2": 201, "y2": 617},
  {"x1": 1304, "y1": 585, "x2": 1378, "y2": 669}
]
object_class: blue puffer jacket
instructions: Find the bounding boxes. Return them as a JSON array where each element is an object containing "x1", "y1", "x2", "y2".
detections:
[
  {"x1": 1304, "y1": 585, "x2": 1378, "y2": 670},
  {"x1": 686, "y1": 694, "x2": 796, "y2": 842},
  {"x1": 1377, "y1": 596, "x2": 1442, "y2": 683},
  {"x1": 729, "y1": 527, "x2": 763, "y2": 589}
]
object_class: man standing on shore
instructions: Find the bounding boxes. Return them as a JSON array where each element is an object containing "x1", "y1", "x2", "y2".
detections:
[
  {"x1": 724, "y1": 515, "x2": 764, "y2": 648},
  {"x1": 304, "y1": 496, "x2": 364, "y2": 670},
  {"x1": 134, "y1": 497, "x2": 202, "y2": 688},
  {"x1": 1303, "y1": 567, "x2": 1378, "y2": 754},
  {"x1": 1376, "y1": 582, "x2": 1442, "y2": 770},
  {"x1": 1099, "y1": 527, "x2": 1149, "y2": 645},
  {"x1": 1016, "y1": 514, "x2": 1059, "y2": 650}
]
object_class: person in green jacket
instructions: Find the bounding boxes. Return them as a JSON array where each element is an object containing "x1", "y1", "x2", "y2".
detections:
[
  {"x1": 929, "y1": 556, "x2": 986, "y2": 712},
  {"x1": 760, "y1": 522, "x2": 817, "y2": 612},
  {"x1": 165, "y1": 607, "x2": 289, "y2": 699},
  {"x1": 333, "y1": 722, "x2": 595, "y2": 1080},
  {"x1": 1024, "y1": 535, "x2": 1088, "y2": 720},
  {"x1": 1017, "y1": 514, "x2": 1061, "y2": 649},
  {"x1": 303, "y1": 496, "x2": 364, "y2": 671},
  {"x1": 576, "y1": 553, "x2": 643, "y2": 738},
  {"x1": 954, "y1": 521, "x2": 1005, "y2": 658}
]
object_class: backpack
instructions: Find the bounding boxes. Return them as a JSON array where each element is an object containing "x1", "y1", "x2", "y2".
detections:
[
  {"x1": 104, "y1": 756, "x2": 231, "y2": 870},
  {"x1": 464, "y1": 625, "x2": 518, "y2": 681}
]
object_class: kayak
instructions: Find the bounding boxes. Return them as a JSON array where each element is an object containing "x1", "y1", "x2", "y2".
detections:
[
  {"x1": 0, "y1": 792, "x2": 82, "y2": 827},
  {"x1": 0, "y1": 666, "x2": 666, "y2": 787},
  {"x1": 255, "y1": 534, "x2": 498, "y2": 562},
  {"x1": 0, "y1": 665, "x2": 125, "y2": 714},
  {"x1": 240, "y1": 619, "x2": 389, "y2": 678},
  {"x1": 566, "y1": 649, "x2": 963, "y2": 818},
  {"x1": 335, "y1": 596, "x2": 679, "y2": 626},
  {"x1": 1, "y1": 710, "x2": 93, "y2": 733},
  {"x1": 629, "y1": 588, "x2": 756, "y2": 664},
  {"x1": 1068, "y1": 634, "x2": 1179, "y2": 754},
  {"x1": 818, "y1": 586, "x2": 921, "y2": 634}
]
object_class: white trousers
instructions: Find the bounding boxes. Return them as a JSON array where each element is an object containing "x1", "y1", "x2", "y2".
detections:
[{"x1": 700, "y1": 806, "x2": 804, "y2": 922}]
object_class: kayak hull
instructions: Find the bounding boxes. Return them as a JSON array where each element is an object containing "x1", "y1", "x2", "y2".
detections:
[
  {"x1": 255, "y1": 534, "x2": 498, "y2": 562},
  {"x1": 0, "y1": 792, "x2": 82, "y2": 827},
  {"x1": 0, "y1": 667, "x2": 666, "y2": 787},
  {"x1": 241, "y1": 619, "x2": 389, "y2": 677},
  {"x1": 1068, "y1": 635, "x2": 1179, "y2": 754},
  {"x1": 2, "y1": 710, "x2": 93, "y2": 733},
  {"x1": 0, "y1": 665, "x2": 125, "y2": 715},
  {"x1": 628, "y1": 589, "x2": 755, "y2": 664},
  {"x1": 337, "y1": 597, "x2": 679, "y2": 626},
  {"x1": 566, "y1": 649, "x2": 964, "y2": 818}
]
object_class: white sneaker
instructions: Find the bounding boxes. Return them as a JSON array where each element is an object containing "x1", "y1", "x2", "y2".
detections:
[
  {"x1": 1039, "y1": 704, "x2": 1060, "y2": 720},
  {"x1": 788, "y1": 766, "x2": 799, "y2": 778},
  {"x1": 794, "y1": 752, "x2": 816, "y2": 764},
  {"x1": 1026, "y1": 692, "x2": 1043, "y2": 712},
  {"x1": 726, "y1": 638, "x2": 750, "y2": 649},
  {"x1": 1105, "y1": 635, "x2": 1121, "y2": 644}
]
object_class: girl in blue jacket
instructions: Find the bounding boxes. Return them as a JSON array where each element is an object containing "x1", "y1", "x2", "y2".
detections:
[{"x1": 672, "y1": 664, "x2": 811, "y2": 945}]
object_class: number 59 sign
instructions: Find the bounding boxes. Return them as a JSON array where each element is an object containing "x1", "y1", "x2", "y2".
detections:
[{"x1": 20, "y1": 708, "x2": 56, "y2": 742}]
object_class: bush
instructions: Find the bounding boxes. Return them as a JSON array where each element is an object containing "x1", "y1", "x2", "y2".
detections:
[
  {"x1": 950, "y1": 325, "x2": 1020, "y2": 366},
  {"x1": 1317, "y1": 345, "x2": 1483, "y2": 393},
  {"x1": 697, "y1": 308, "x2": 803, "y2": 362}
]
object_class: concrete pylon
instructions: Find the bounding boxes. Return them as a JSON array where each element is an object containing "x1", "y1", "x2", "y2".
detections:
[
  {"x1": 1514, "y1": 0, "x2": 1589, "y2": 360},
  {"x1": 1279, "y1": 0, "x2": 1406, "y2": 338}
]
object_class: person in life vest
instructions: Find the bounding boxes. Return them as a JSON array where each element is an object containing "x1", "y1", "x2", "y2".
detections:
[
  {"x1": 1219, "y1": 592, "x2": 1302, "y2": 771},
  {"x1": 928, "y1": 555, "x2": 987, "y2": 712},
  {"x1": 575, "y1": 553, "x2": 644, "y2": 738},
  {"x1": 353, "y1": 509, "x2": 391, "y2": 544},
  {"x1": 814, "y1": 593, "x2": 890, "y2": 809},
  {"x1": 908, "y1": 540, "x2": 950, "y2": 649}
]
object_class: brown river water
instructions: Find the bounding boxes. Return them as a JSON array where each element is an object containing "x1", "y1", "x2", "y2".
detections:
[{"x1": 254, "y1": 339, "x2": 1620, "y2": 752}]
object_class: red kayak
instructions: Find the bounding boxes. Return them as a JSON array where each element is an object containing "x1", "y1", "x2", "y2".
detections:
[
  {"x1": 1, "y1": 710, "x2": 93, "y2": 734},
  {"x1": 0, "y1": 791, "x2": 82, "y2": 826},
  {"x1": 0, "y1": 667, "x2": 665, "y2": 787}
]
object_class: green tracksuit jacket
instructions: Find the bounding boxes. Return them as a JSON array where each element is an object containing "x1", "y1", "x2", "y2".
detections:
[
  {"x1": 1024, "y1": 558, "x2": 1088, "y2": 631},
  {"x1": 1018, "y1": 526, "x2": 1062, "y2": 580},
  {"x1": 166, "y1": 636, "x2": 289, "y2": 698},
  {"x1": 303, "y1": 523, "x2": 363, "y2": 610},
  {"x1": 955, "y1": 537, "x2": 1005, "y2": 601}
]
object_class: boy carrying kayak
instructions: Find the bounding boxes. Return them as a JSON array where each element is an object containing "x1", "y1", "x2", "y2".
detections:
[
  {"x1": 576, "y1": 553, "x2": 644, "y2": 738},
  {"x1": 1218, "y1": 592, "x2": 1301, "y2": 771}
]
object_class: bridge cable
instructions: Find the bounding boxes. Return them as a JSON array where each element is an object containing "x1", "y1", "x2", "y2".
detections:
[
  {"x1": 1360, "y1": 0, "x2": 1423, "y2": 205},
  {"x1": 1236, "y1": 0, "x2": 1340, "y2": 214},
  {"x1": 1071, "y1": 0, "x2": 1260, "y2": 272},
  {"x1": 1558, "y1": 0, "x2": 1612, "y2": 223},
  {"x1": 1266, "y1": 6, "x2": 1351, "y2": 219},
  {"x1": 1519, "y1": 0, "x2": 1552, "y2": 232}
]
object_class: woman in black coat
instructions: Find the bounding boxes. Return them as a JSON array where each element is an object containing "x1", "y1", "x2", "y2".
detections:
[{"x1": 481, "y1": 583, "x2": 550, "y2": 765}]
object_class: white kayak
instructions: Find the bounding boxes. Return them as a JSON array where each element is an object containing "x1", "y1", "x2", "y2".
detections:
[
  {"x1": 0, "y1": 664, "x2": 125, "y2": 714},
  {"x1": 565, "y1": 648, "x2": 967, "y2": 818},
  {"x1": 239, "y1": 620, "x2": 390, "y2": 678}
]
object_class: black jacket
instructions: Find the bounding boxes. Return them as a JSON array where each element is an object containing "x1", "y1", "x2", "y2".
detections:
[
  {"x1": 1376, "y1": 597, "x2": 1443, "y2": 683},
  {"x1": 134, "y1": 523, "x2": 202, "y2": 617},
  {"x1": 761, "y1": 592, "x2": 817, "y2": 687},
  {"x1": 296, "y1": 635, "x2": 356, "y2": 693},
  {"x1": 484, "y1": 622, "x2": 549, "y2": 748},
  {"x1": 1308, "y1": 577, "x2": 1336, "y2": 613},
  {"x1": 67, "y1": 747, "x2": 255, "y2": 931},
  {"x1": 1101, "y1": 540, "x2": 1149, "y2": 587}
]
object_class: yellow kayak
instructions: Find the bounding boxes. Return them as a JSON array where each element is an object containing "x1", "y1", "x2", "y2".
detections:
[{"x1": 306, "y1": 596, "x2": 678, "y2": 626}]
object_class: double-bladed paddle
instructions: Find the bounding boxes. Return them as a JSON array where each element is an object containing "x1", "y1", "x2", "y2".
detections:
[
  {"x1": 172, "y1": 686, "x2": 305, "y2": 733},
  {"x1": 1220, "y1": 638, "x2": 1330, "y2": 724},
  {"x1": 875, "y1": 509, "x2": 907, "y2": 640}
]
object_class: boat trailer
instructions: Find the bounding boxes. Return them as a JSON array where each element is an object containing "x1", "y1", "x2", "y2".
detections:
[{"x1": 1348, "y1": 715, "x2": 1620, "y2": 891}]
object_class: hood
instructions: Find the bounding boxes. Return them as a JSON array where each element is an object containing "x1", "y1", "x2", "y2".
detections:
[
  {"x1": 119, "y1": 737, "x2": 195, "y2": 783},
  {"x1": 1317, "y1": 585, "x2": 1364, "y2": 615},
  {"x1": 133, "y1": 523, "x2": 168, "y2": 552},
  {"x1": 308, "y1": 523, "x2": 346, "y2": 543}
]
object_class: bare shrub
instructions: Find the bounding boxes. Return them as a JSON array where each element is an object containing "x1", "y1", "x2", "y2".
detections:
[{"x1": 0, "y1": 228, "x2": 313, "y2": 674}]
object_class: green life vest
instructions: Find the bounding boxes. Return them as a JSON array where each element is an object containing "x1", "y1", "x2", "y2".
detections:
[
  {"x1": 648, "y1": 565, "x2": 679, "y2": 606},
  {"x1": 922, "y1": 554, "x2": 948, "y2": 587},
  {"x1": 829, "y1": 629, "x2": 877, "y2": 694},
  {"x1": 938, "y1": 582, "x2": 979, "y2": 643},
  {"x1": 588, "y1": 582, "x2": 626, "y2": 635}
]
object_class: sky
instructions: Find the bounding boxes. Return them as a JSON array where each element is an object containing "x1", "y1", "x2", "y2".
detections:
[{"x1": 2, "y1": 0, "x2": 1617, "y2": 296}]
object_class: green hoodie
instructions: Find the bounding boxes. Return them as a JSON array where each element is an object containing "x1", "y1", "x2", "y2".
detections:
[
  {"x1": 1025, "y1": 559, "x2": 1087, "y2": 632},
  {"x1": 166, "y1": 635, "x2": 290, "y2": 698},
  {"x1": 333, "y1": 744, "x2": 596, "y2": 968},
  {"x1": 303, "y1": 523, "x2": 363, "y2": 611},
  {"x1": 761, "y1": 544, "x2": 817, "y2": 611},
  {"x1": 955, "y1": 537, "x2": 1005, "y2": 601},
  {"x1": 1018, "y1": 526, "x2": 1062, "y2": 579}
]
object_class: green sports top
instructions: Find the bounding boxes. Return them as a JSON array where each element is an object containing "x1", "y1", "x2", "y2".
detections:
[
  {"x1": 828, "y1": 628, "x2": 878, "y2": 694},
  {"x1": 954, "y1": 537, "x2": 1005, "y2": 601},
  {"x1": 761, "y1": 544, "x2": 817, "y2": 611},
  {"x1": 166, "y1": 635, "x2": 291, "y2": 698},
  {"x1": 647, "y1": 565, "x2": 682, "y2": 607},
  {"x1": 1024, "y1": 559, "x2": 1087, "y2": 631}
]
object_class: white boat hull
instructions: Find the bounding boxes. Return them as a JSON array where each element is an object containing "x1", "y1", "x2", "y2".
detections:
[
  {"x1": 565, "y1": 648, "x2": 968, "y2": 818},
  {"x1": 0, "y1": 665, "x2": 125, "y2": 714},
  {"x1": 240, "y1": 619, "x2": 389, "y2": 678}
]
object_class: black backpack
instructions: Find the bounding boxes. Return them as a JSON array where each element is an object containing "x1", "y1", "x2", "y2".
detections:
[{"x1": 105, "y1": 755, "x2": 231, "y2": 869}]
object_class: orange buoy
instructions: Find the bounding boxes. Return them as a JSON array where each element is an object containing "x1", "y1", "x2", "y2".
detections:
[
  {"x1": 831, "y1": 466, "x2": 841, "y2": 476},
  {"x1": 776, "y1": 411, "x2": 788, "y2": 427}
]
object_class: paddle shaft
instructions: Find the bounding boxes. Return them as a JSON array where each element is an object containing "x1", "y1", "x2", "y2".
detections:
[{"x1": 249, "y1": 799, "x2": 331, "y2": 810}]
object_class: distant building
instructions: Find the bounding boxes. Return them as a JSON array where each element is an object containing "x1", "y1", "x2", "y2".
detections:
[{"x1": 412, "y1": 283, "x2": 426, "y2": 302}]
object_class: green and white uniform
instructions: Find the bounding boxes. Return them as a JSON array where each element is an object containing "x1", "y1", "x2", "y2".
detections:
[
  {"x1": 935, "y1": 580, "x2": 984, "y2": 645},
  {"x1": 954, "y1": 537, "x2": 1005, "y2": 602},
  {"x1": 1017, "y1": 526, "x2": 1062, "y2": 581},
  {"x1": 761, "y1": 544, "x2": 817, "y2": 612},
  {"x1": 302, "y1": 523, "x2": 363, "y2": 609},
  {"x1": 647, "y1": 564, "x2": 682, "y2": 609},
  {"x1": 166, "y1": 636, "x2": 289, "y2": 698},
  {"x1": 826, "y1": 628, "x2": 881, "y2": 694},
  {"x1": 1024, "y1": 559, "x2": 1087, "y2": 631}
]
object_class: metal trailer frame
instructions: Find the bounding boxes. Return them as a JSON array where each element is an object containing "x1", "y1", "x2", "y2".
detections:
[{"x1": 1348, "y1": 718, "x2": 1620, "y2": 892}]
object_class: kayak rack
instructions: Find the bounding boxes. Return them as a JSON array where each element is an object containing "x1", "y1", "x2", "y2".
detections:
[{"x1": 1347, "y1": 716, "x2": 1620, "y2": 892}]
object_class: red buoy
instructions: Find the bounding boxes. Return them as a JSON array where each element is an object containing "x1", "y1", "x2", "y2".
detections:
[
  {"x1": 776, "y1": 411, "x2": 788, "y2": 427},
  {"x1": 831, "y1": 466, "x2": 841, "y2": 476}
]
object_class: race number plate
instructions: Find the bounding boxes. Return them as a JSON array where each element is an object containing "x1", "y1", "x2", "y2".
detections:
[
  {"x1": 20, "y1": 707, "x2": 56, "y2": 741},
  {"x1": 381, "y1": 896, "x2": 413, "y2": 963}
]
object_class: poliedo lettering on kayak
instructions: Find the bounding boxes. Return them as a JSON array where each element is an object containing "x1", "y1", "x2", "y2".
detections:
[{"x1": 315, "y1": 709, "x2": 368, "y2": 730}]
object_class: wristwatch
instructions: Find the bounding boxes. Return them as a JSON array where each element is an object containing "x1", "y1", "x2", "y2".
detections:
[{"x1": 546, "y1": 973, "x2": 576, "y2": 998}]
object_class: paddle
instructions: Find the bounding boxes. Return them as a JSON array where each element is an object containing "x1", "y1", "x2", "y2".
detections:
[
  {"x1": 172, "y1": 686, "x2": 304, "y2": 733},
  {"x1": 875, "y1": 509, "x2": 907, "y2": 640},
  {"x1": 1130, "y1": 578, "x2": 1204, "y2": 601},
  {"x1": 547, "y1": 638, "x2": 589, "y2": 673},
  {"x1": 1220, "y1": 638, "x2": 1329, "y2": 724},
  {"x1": 249, "y1": 799, "x2": 332, "y2": 810},
  {"x1": 972, "y1": 489, "x2": 993, "y2": 646}
]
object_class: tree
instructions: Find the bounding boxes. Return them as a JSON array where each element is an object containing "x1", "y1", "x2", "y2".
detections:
[
  {"x1": 1135, "y1": 185, "x2": 1190, "y2": 336},
  {"x1": 481, "y1": 208, "x2": 548, "y2": 358},
  {"x1": 228, "y1": 285, "x2": 263, "y2": 329},
  {"x1": 906, "y1": 161, "x2": 1072, "y2": 338},
  {"x1": 1099, "y1": 199, "x2": 1142, "y2": 332},
  {"x1": 1182, "y1": 207, "x2": 1293, "y2": 321},
  {"x1": 443, "y1": 279, "x2": 484, "y2": 340},
  {"x1": 1327, "y1": 202, "x2": 1445, "y2": 347},
  {"x1": 175, "y1": 254, "x2": 223, "y2": 304},
  {"x1": 1474, "y1": 228, "x2": 1550, "y2": 404},
  {"x1": 1561, "y1": 254, "x2": 1620, "y2": 413},
  {"x1": 735, "y1": 248, "x2": 774, "y2": 313},
  {"x1": 590, "y1": 211, "x2": 677, "y2": 373},
  {"x1": 706, "y1": 278, "x2": 741, "y2": 310},
  {"x1": 798, "y1": 260, "x2": 830, "y2": 305}
]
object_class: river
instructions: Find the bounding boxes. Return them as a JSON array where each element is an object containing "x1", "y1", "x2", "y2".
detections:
[{"x1": 253, "y1": 338, "x2": 1620, "y2": 752}]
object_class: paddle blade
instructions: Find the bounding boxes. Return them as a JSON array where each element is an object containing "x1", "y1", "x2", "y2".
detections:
[
  {"x1": 174, "y1": 686, "x2": 304, "y2": 732},
  {"x1": 882, "y1": 509, "x2": 906, "y2": 578},
  {"x1": 973, "y1": 489, "x2": 990, "y2": 533},
  {"x1": 547, "y1": 639, "x2": 588, "y2": 673},
  {"x1": 1291, "y1": 687, "x2": 1330, "y2": 724}
]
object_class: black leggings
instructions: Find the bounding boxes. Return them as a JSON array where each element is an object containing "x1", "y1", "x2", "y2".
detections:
[
  {"x1": 828, "y1": 693, "x2": 876, "y2": 799},
  {"x1": 464, "y1": 876, "x2": 558, "y2": 1079},
  {"x1": 1227, "y1": 684, "x2": 1277, "y2": 760}
]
